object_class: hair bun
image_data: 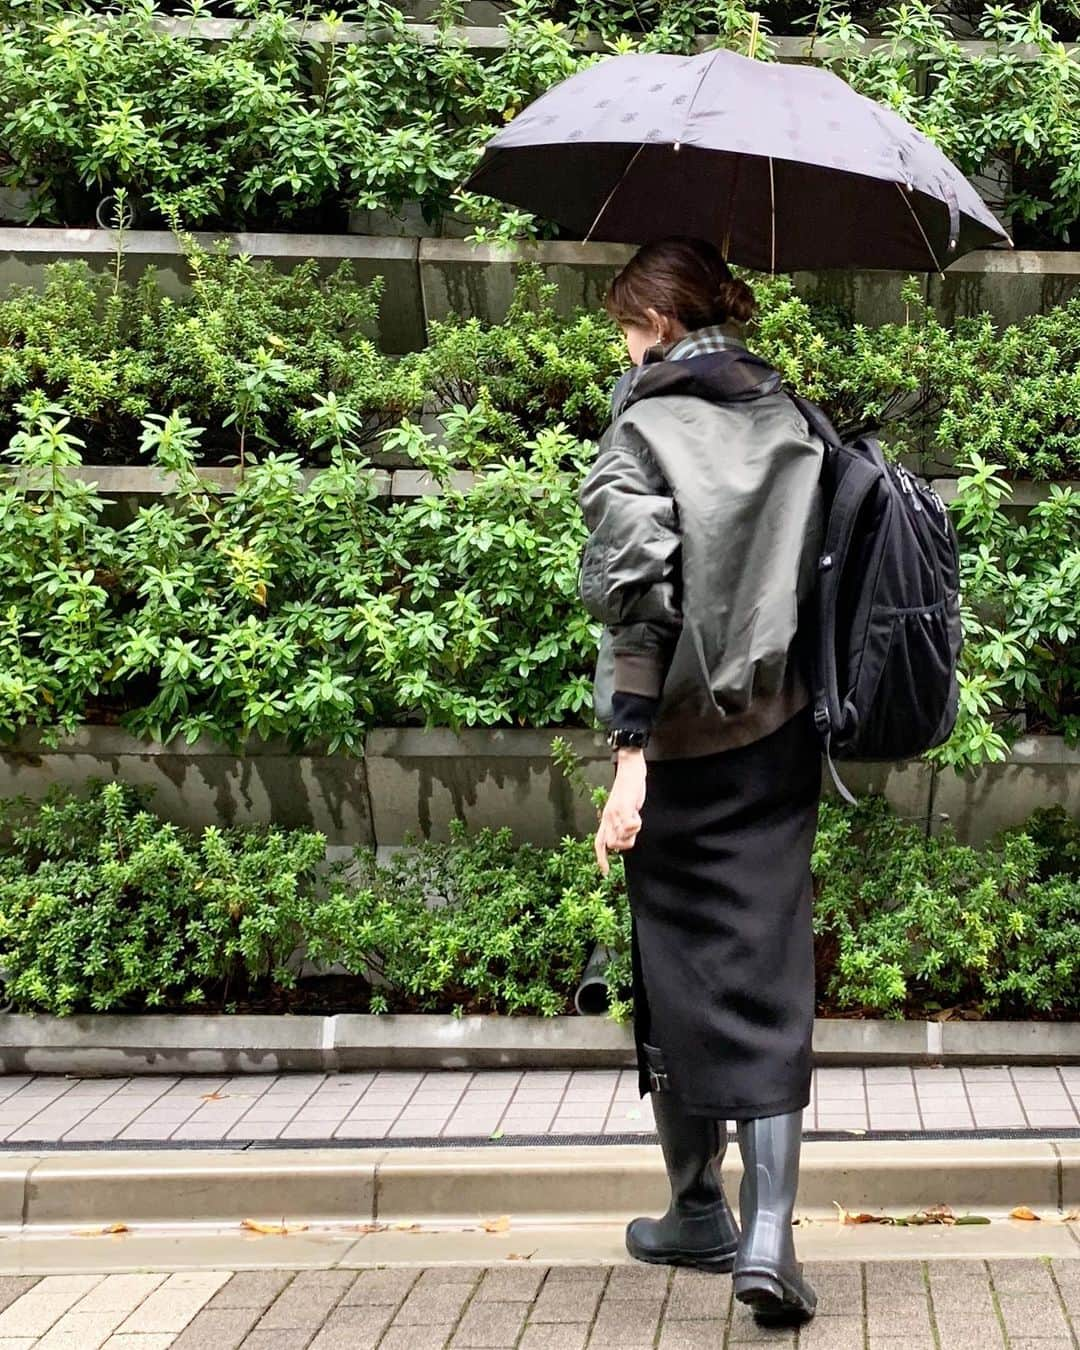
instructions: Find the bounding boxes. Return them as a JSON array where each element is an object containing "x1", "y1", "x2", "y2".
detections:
[{"x1": 714, "y1": 278, "x2": 755, "y2": 324}]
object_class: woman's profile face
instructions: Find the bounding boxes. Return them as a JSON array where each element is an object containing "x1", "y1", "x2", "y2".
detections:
[
  {"x1": 619, "y1": 306, "x2": 687, "y2": 366},
  {"x1": 622, "y1": 322, "x2": 659, "y2": 367}
]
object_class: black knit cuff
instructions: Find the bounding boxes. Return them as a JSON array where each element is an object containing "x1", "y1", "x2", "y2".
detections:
[{"x1": 611, "y1": 689, "x2": 660, "y2": 733}]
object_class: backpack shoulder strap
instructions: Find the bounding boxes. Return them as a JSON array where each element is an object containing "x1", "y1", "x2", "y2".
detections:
[{"x1": 787, "y1": 390, "x2": 843, "y2": 450}]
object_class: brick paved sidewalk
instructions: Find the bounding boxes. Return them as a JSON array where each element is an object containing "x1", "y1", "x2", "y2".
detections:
[
  {"x1": 0, "y1": 1067, "x2": 1078, "y2": 1145},
  {"x1": 0, "y1": 1258, "x2": 1076, "y2": 1349}
]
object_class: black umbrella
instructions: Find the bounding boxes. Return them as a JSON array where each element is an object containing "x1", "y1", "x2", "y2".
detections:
[{"x1": 462, "y1": 48, "x2": 1010, "y2": 271}]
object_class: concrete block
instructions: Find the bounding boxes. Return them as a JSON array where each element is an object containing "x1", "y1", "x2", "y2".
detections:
[
  {"x1": 1057, "y1": 1138, "x2": 1080, "y2": 1210},
  {"x1": 931, "y1": 250, "x2": 1080, "y2": 327},
  {"x1": 0, "y1": 727, "x2": 374, "y2": 846},
  {"x1": 23, "y1": 1150, "x2": 380, "y2": 1228},
  {"x1": 0, "y1": 1014, "x2": 332, "y2": 1077},
  {"x1": 390, "y1": 469, "x2": 477, "y2": 497},
  {"x1": 931, "y1": 736, "x2": 1080, "y2": 845},
  {"x1": 812, "y1": 1019, "x2": 929, "y2": 1065},
  {"x1": 332, "y1": 1012, "x2": 634, "y2": 1071},
  {"x1": 12, "y1": 465, "x2": 392, "y2": 500},
  {"x1": 790, "y1": 268, "x2": 929, "y2": 327},
  {"x1": 363, "y1": 726, "x2": 610, "y2": 846},
  {"x1": 792, "y1": 1138, "x2": 1060, "y2": 1214},
  {"x1": 419, "y1": 239, "x2": 634, "y2": 328},
  {"x1": 931, "y1": 479, "x2": 1078, "y2": 506},
  {"x1": 0, "y1": 1157, "x2": 38, "y2": 1229},
  {"x1": 940, "y1": 1021, "x2": 1080, "y2": 1065},
  {"x1": 821, "y1": 756, "x2": 934, "y2": 831},
  {"x1": 375, "y1": 1143, "x2": 671, "y2": 1224}
]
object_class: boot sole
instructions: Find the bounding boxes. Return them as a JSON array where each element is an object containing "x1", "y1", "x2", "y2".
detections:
[
  {"x1": 733, "y1": 1270, "x2": 816, "y2": 1324},
  {"x1": 625, "y1": 1231, "x2": 738, "y2": 1274}
]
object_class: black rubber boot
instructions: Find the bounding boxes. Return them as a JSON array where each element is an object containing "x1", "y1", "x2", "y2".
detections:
[
  {"x1": 733, "y1": 1110, "x2": 817, "y2": 1324},
  {"x1": 625, "y1": 1043, "x2": 740, "y2": 1273}
]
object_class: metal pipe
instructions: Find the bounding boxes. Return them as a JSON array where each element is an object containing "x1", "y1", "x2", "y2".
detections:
[{"x1": 574, "y1": 941, "x2": 615, "y2": 1016}]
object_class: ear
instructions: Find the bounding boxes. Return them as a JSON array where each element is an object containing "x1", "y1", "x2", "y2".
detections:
[{"x1": 643, "y1": 305, "x2": 665, "y2": 340}]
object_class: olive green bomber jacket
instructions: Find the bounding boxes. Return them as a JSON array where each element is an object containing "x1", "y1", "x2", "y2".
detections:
[{"x1": 578, "y1": 347, "x2": 825, "y2": 760}]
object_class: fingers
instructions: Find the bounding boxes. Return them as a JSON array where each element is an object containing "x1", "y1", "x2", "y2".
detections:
[
  {"x1": 594, "y1": 827, "x2": 609, "y2": 877},
  {"x1": 595, "y1": 812, "x2": 641, "y2": 874}
]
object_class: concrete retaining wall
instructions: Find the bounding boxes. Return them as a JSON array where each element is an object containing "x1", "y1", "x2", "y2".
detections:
[
  {"x1": 2, "y1": 230, "x2": 1074, "y2": 348},
  {"x1": 0, "y1": 1012, "x2": 1076, "y2": 1075},
  {"x1": 150, "y1": 14, "x2": 1072, "y2": 63},
  {"x1": 0, "y1": 725, "x2": 1067, "y2": 847},
  {"x1": 0, "y1": 728, "x2": 376, "y2": 846},
  {"x1": 0, "y1": 229, "x2": 425, "y2": 355}
]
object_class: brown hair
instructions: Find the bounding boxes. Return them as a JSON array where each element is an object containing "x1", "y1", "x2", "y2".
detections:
[{"x1": 605, "y1": 236, "x2": 755, "y2": 333}]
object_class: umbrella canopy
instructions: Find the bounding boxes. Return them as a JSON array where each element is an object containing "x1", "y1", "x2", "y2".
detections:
[{"x1": 462, "y1": 48, "x2": 1010, "y2": 272}]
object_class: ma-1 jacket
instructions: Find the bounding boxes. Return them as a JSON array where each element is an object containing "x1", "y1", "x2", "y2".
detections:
[{"x1": 578, "y1": 337, "x2": 825, "y2": 760}]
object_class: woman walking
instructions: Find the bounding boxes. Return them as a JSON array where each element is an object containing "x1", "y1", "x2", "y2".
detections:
[{"x1": 579, "y1": 237, "x2": 825, "y2": 1325}]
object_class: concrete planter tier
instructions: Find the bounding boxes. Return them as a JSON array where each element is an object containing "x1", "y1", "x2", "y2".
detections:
[
  {"x1": 21, "y1": 467, "x2": 1060, "y2": 506},
  {"x1": 3, "y1": 230, "x2": 1077, "y2": 347},
  {"x1": 0, "y1": 725, "x2": 1072, "y2": 846},
  {"x1": 0, "y1": 726, "x2": 379, "y2": 846},
  {"x1": 11, "y1": 464, "x2": 476, "y2": 500},
  {"x1": 0, "y1": 228, "x2": 425, "y2": 355},
  {"x1": 0, "y1": 1013, "x2": 1077, "y2": 1075},
  {"x1": 419, "y1": 239, "x2": 1080, "y2": 332},
  {"x1": 149, "y1": 16, "x2": 1067, "y2": 63}
]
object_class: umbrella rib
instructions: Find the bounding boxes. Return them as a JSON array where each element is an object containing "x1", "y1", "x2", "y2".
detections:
[
  {"x1": 895, "y1": 182, "x2": 945, "y2": 278},
  {"x1": 769, "y1": 156, "x2": 776, "y2": 273},
  {"x1": 583, "y1": 142, "x2": 647, "y2": 243}
]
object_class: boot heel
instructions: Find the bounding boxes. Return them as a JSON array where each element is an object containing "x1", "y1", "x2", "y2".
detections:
[
  {"x1": 734, "y1": 1270, "x2": 816, "y2": 1324},
  {"x1": 733, "y1": 1272, "x2": 784, "y2": 1306}
]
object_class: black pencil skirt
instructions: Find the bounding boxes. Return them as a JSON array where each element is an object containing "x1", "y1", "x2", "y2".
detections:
[{"x1": 622, "y1": 704, "x2": 822, "y2": 1120}]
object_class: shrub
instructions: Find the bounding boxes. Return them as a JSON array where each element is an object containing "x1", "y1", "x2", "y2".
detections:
[
  {"x1": 812, "y1": 798, "x2": 1080, "y2": 1018},
  {"x1": 309, "y1": 817, "x2": 629, "y2": 1017},
  {"x1": 2, "y1": 0, "x2": 1080, "y2": 241},
  {"x1": 0, "y1": 398, "x2": 597, "y2": 750},
  {"x1": 0, "y1": 783, "x2": 1076, "y2": 1020},
  {"x1": 0, "y1": 237, "x2": 413, "y2": 465},
  {"x1": 0, "y1": 781, "x2": 328, "y2": 1014}
]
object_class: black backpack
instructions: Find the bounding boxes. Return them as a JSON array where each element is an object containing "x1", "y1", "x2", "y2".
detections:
[{"x1": 790, "y1": 394, "x2": 964, "y2": 804}]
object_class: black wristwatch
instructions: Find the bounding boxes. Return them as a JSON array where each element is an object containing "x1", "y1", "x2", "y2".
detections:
[{"x1": 606, "y1": 727, "x2": 650, "y2": 751}]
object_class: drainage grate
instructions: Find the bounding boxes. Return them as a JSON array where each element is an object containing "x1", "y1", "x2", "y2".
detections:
[{"x1": 0, "y1": 1127, "x2": 1077, "y2": 1152}]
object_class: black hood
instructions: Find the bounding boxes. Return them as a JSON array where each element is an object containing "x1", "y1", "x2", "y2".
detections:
[{"x1": 611, "y1": 349, "x2": 783, "y2": 422}]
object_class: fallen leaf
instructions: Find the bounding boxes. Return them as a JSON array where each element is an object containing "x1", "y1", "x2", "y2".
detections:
[
  {"x1": 1010, "y1": 1206, "x2": 1041, "y2": 1221},
  {"x1": 923, "y1": 1204, "x2": 956, "y2": 1224},
  {"x1": 74, "y1": 1222, "x2": 128, "y2": 1237},
  {"x1": 955, "y1": 1215, "x2": 991, "y2": 1225},
  {"x1": 899, "y1": 1205, "x2": 956, "y2": 1226},
  {"x1": 201, "y1": 1091, "x2": 227, "y2": 1102},
  {"x1": 1062, "y1": 1209, "x2": 1079, "y2": 1222},
  {"x1": 483, "y1": 1215, "x2": 510, "y2": 1233},
  {"x1": 489, "y1": 1129, "x2": 504, "y2": 1140},
  {"x1": 507, "y1": 1251, "x2": 536, "y2": 1260},
  {"x1": 241, "y1": 1218, "x2": 309, "y2": 1235},
  {"x1": 393, "y1": 1221, "x2": 421, "y2": 1231},
  {"x1": 353, "y1": 1221, "x2": 388, "y2": 1234},
  {"x1": 833, "y1": 1201, "x2": 892, "y2": 1225}
]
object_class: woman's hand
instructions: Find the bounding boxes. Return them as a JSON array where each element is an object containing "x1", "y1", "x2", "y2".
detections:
[{"x1": 594, "y1": 749, "x2": 647, "y2": 876}]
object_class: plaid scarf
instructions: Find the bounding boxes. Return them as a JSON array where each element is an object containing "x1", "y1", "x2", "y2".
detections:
[{"x1": 665, "y1": 323, "x2": 748, "y2": 360}]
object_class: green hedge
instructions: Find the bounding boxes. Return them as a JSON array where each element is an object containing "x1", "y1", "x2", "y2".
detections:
[
  {"x1": 6, "y1": 245, "x2": 1080, "y2": 480},
  {"x1": 2, "y1": 389, "x2": 1078, "y2": 764},
  {"x1": 2, "y1": 259, "x2": 1078, "y2": 762},
  {"x1": 1, "y1": 0, "x2": 1079, "y2": 244},
  {"x1": 0, "y1": 781, "x2": 1076, "y2": 1019}
]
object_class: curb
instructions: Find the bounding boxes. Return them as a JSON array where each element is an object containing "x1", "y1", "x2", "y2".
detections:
[
  {"x1": 2, "y1": 1014, "x2": 1079, "y2": 1075},
  {"x1": 0, "y1": 1140, "x2": 1076, "y2": 1231}
]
